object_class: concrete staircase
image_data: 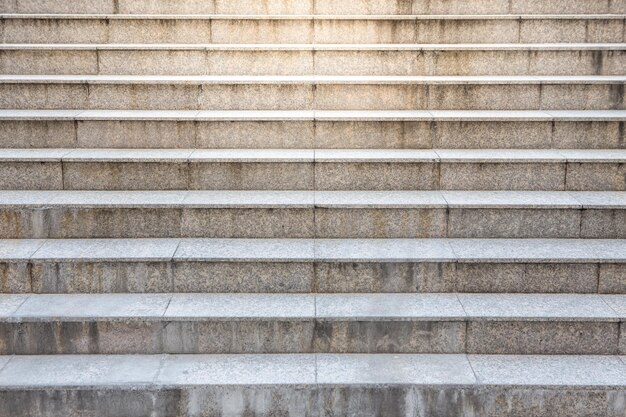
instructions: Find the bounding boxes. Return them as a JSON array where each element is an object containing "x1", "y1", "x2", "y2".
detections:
[{"x1": 0, "y1": 0, "x2": 625, "y2": 416}]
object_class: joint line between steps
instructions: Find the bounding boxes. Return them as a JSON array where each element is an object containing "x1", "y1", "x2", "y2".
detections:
[
  {"x1": 60, "y1": 156, "x2": 66, "y2": 190},
  {"x1": 73, "y1": 119, "x2": 79, "y2": 147},
  {"x1": 455, "y1": 295, "x2": 478, "y2": 383},
  {"x1": 563, "y1": 160, "x2": 568, "y2": 193},
  {"x1": 465, "y1": 354, "x2": 480, "y2": 385},
  {"x1": 95, "y1": 49, "x2": 101, "y2": 75},
  {"x1": 598, "y1": 296, "x2": 623, "y2": 352},
  {"x1": 313, "y1": 289, "x2": 318, "y2": 385},
  {"x1": 578, "y1": 205, "x2": 584, "y2": 239},
  {"x1": 8, "y1": 294, "x2": 30, "y2": 317},
  {"x1": 0, "y1": 355, "x2": 14, "y2": 376},
  {"x1": 152, "y1": 354, "x2": 168, "y2": 386},
  {"x1": 161, "y1": 294, "x2": 174, "y2": 318},
  {"x1": 173, "y1": 222, "x2": 183, "y2": 294}
]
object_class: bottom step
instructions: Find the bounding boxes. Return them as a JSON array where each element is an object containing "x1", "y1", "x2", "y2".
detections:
[{"x1": 0, "y1": 354, "x2": 625, "y2": 417}]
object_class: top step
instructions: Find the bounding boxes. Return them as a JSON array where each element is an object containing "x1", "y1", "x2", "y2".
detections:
[
  {"x1": 1, "y1": 0, "x2": 625, "y2": 15},
  {"x1": 2, "y1": 14, "x2": 624, "y2": 45}
]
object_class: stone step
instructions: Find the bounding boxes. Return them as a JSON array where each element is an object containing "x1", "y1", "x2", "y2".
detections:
[
  {"x1": 2, "y1": 0, "x2": 624, "y2": 15},
  {"x1": 0, "y1": 238, "x2": 624, "y2": 294},
  {"x1": 0, "y1": 353, "x2": 624, "y2": 416},
  {"x1": 1, "y1": 148, "x2": 624, "y2": 191},
  {"x1": 1, "y1": 14, "x2": 624, "y2": 44},
  {"x1": 2, "y1": 43, "x2": 625, "y2": 76},
  {"x1": 0, "y1": 190, "x2": 625, "y2": 239},
  {"x1": 0, "y1": 292, "x2": 623, "y2": 354},
  {"x1": 2, "y1": 109, "x2": 624, "y2": 150},
  {"x1": 1, "y1": 75, "x2": 623, "y2": 111},
  {"x1": 1, "y1": 109, "x2": 623, "y2": 149}
]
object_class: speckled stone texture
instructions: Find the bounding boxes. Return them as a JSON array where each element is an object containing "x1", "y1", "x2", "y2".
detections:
[
  {"x1": 2, "y1": 116, "x2": 624, "y2": 150},
  {"x1": 466, "y1": 321, "x2": 620, "y2": 355},
  {"x1": 12, "y1": 258, "x2": 616, "y2": 295},
  {"x1": 314, "y1": 262, "x2": 456, "y2": 293},
  {"x1": 1, "y1": 79, "x2": 623, "y2": 111},
  {"x1": 197, "y1": 120, "x2": 315, "y2": 149},
  {"x1": 0, "y1": 162, "x2": 62, "y2": 190},
  {"x1": 441, "y1": 163, "x2": 566, "y2": 191},
  {"x1": 567, "y1": 163, "x2": 626, "y2": 191},
  {"x1": 180, "y1": 208, "x2": 315, "y2": 238},
  {"x1": 453, "y1": 263, "x2": 599, "y2": 294},
  {"x1": 2, "y1": 0, "x2": 624, "y2": 14},
  {"x1": 63, "y1": 162, "x2": 189, "y2": 190},
  {"x1": 314, "y1": 321, "x2": 466, "y2": 353},
  {"x1": 4, "y1": 48, "x2": 624, "y2": 77},
  {"x1": 189, "y1": 162, "x2": 315, "y2": 190},
  {"x1": 0, "y1": 0, "x2": 625, "y2": 413},
  {"x1": 0, "y1": 16, "x2": 623, "y2": 45},
  {"x1": 1, "y1": 386, "x2": 624, "y2": 417},
  {"x1": 0, "y1": 120, "x2": 76, "y2": 148},
  {"x1": 600, "y1": 264, "x2": 626, "y2": 294},
  {"x1": 0, "y1": 262, "x2": 30, "y2": 293},
  {"x1": 0, "y1": 49, "x2": 98, "y2": 75},
  {"x1": 0, "y1": 354, "x2": 624, "y2": 416},
  {"x1": 315, "y1": 208, "x2": 447, "y2": 238},
  {"x1": 315, "y1": 163, "x2": 439, "y2": 190}
]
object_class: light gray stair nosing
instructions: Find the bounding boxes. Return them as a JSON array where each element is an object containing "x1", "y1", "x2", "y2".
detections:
[
  {"x1": 0, "y1": 238, "x2": 622, "y2": 263},
  {"x1": 2, "y1": 43, "x2": 625, "y2": 51},
  {"x1": 1, "y1": 13, "x2": 624, "y2": 20},
  {"x1": 3, "y1": 190, "x2": 625, "y2": 209},
  {"x1": 0, "y1": 293, "x2": 621, "y2": 322},
  {"x1": 0, "y1": 147, "x2": 611, "y2": 163},
  {"x1": 0, "y1": 75, "x2": 623, "y2": 85},
  {"x1": 1, "y1": 109, "x2": 625, "y2": 122},
  {"x1": 2, "y1": 353, "x2": 626, "y2": 390}
]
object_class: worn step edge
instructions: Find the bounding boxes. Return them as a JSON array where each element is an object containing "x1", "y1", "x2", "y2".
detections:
[
  {"x1": 1, "y1": 238, "x2": 624, "y2": 263},
  {"x1": 1, "y1": 239, "x2": 623, "y2": 294},
  {"x1": 1, "y1": 13, "x2": 625, "y2": 20},
  {"x1": 1, "y1": 109, "x2": 625, "y2": 122},
  {"x1": 1, "y1": 293, "x2": 623, "y2": 321},
  {"x1": 1, "y1": 148, "x2": 624, "y2": 163},
  {"x1": 0, "y1": 190, "x2": 625, "y2": 209},
  {"x1": 2, "y1": 354, "x2": 626, "y2": 417},
  {"x1": 1, "y1": 74, "x2": 624, "y2": 84},
  {"x1": 0, "y1": 353, "x2": 625, "y2": 389},
  {"x1": 3, "y1": 43, "x2": 625, "y2": 51}
]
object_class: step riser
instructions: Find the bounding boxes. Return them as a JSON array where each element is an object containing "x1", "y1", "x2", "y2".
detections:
[
  {"x1": 3, "y1": 0, "x2": 624, "y2": 15},
  {"x1": 2, "y1": 161, "x2": 624, "y2": 191},
  {"x1": 2, "y1": 207, "x2": 624, "y2": 239},
  {"x1": 3, "y1": 119, "x2": 624, "y2": 150},
  {"x1": 2, "y1": 261, "x2": 623, "y2": 294},
  {"x1": 3, "y1": 49, "x2": 625, "y2": 76},
  {"x1": 2, "y1": 386, "x2": 625, "y2": 417},
  {"x1": 2, "y1": 18, "x2": 624, "y2": 44},
  {"x1": 0, "y1": 319, "x2": 620, "y2": 355},
  {"x1": 1, "y1": 83, "x2": 623, "y2": 110}
]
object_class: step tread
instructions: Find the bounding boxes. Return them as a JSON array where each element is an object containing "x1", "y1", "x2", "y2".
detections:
[
  {"x1": 2, "y1": 13, "x2": 624, "y2": 20},
  {"x1": 1, "y1": 148, "x2": 625, "y2": 162},
  {"x1": 2, "y1": 74, "x2": 624, "y2": 84},
  {"x1": 3, "y1": 43, "x2": 625, "y2": 51},
  {"x1": 0, "y1": 292, "x2": 623, "y2": 321},
  {"x1": 2, "y1": 109, "x2": 625, "y2": 121},
  {"x1": 0, "y1": 353, "x2": 625, "y2": 388},
  {"x1": 1, "y1": 238, "x2": 624, "y2": 262},
  {"x1": 1, "y1": 190, "x2": 625, "y2": 208}
]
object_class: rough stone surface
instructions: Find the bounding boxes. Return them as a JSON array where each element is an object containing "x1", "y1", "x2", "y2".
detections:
[{"x1": 1, "y1": 0, "x2": 625, "y2": 413}]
